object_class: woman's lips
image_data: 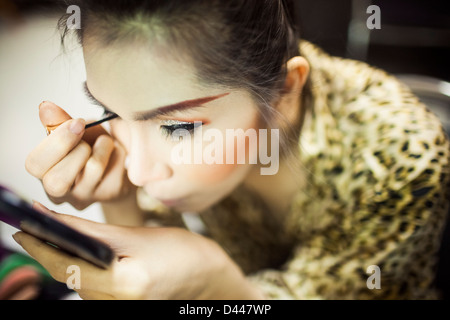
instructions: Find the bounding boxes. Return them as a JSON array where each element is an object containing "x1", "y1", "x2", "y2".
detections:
[
  {"x1": 156, "y1": 197, "x2": 184, "y2": 208},
  {"x1": 158, "y1": 199, "x2": 181, "y2": 207},
  {"x1": 143, "y1": 188, "x2": 187, "y2": 208}
]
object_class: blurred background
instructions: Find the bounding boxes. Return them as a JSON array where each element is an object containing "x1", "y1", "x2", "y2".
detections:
[{"x1": 0, "y1": 0, "x2": 449, "y2": 299}]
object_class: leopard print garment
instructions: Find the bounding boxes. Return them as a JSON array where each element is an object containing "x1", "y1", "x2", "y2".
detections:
[{"x1": 137, "y1": 41, "x2": 450, "y2": 299}]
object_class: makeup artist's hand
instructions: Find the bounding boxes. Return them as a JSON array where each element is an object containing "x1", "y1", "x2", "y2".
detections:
[
  {"x1": 25, "y1": 101, "x2": 133, "y2": 210},
  {"x1": 12, "y1": 202, "x2": 264, "y2": 300}
]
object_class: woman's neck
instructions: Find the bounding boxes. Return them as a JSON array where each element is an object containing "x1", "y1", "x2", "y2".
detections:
[{"x1": 243, "y1": 153, "x2": 304, "y2": 216}]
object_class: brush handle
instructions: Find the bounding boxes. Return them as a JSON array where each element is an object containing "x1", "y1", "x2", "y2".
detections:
[
  {"x1": 45, "y1": 114, "x2": 118, "y2": 135},
  {"x1": 84, "y1": 114, "x2": 119, "y2": 129}
]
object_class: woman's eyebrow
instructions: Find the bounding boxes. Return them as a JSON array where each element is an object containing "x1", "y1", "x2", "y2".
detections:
[
  {"x1": 132, "y1": 92, "x2": 230, "y2": 121},
  {"x1": 83, "y1": 81, "x2": 229, "y2": 120}
]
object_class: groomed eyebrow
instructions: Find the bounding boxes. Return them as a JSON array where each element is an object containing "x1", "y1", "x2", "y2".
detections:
[{"x1": 82, "y1": 81, "x2": 229, "y2": 121}]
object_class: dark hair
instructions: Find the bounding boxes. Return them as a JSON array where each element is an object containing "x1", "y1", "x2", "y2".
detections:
[{"x1": 59, "y1": 0, "x2": 311, "y2": 155}]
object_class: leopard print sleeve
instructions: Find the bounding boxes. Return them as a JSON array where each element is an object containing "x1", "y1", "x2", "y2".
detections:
[
  {"x1": 248, "y1": 121, "x2": 449, "y2": 299},
  {"x1": 245, "y1": 45, "x2": 450, "y2": 299}
]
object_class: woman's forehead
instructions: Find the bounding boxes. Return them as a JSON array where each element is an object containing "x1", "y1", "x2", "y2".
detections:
[{"x1": 83, "y1": 40, "x2": 224, "y2": 114}]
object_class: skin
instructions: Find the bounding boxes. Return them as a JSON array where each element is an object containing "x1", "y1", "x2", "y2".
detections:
[
  {"x1": 22, "y1": 35, "x2": 310, "y2": 299},
  {"x1": 85, "y1": 41, "x2": 265, "y2": 213}
]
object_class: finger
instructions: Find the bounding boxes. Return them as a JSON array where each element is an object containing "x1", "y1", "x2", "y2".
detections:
[
  {"x1": 39, "y1": 101, "x2": 72, "y2": 129},
  {"x1": 42, "y1": 141, "x2": 91, "y2": 198},
  {"x1": 25, "y1": 119, "x2": 86, "y2": 179},
  {"x1": 32, "y1": 200, "x2": 58, "y2": 215},
  {"x1": 31, "y1": 202, "x2": 128, "y2": 252},
  {"x1": 94, "y1": 140, "x2": 129, "y2": 199},
  {"x1": 83, "y1": 122, "x2": 110, "y2": 147},
  {"x1": 13, "y1": 232, "x2": 117, "y2": 293},
  {"x1": 38, "y1": 100, "x2": 108, "y2": 146},
  {"x1": 72, "y1": 135, "x2": 115, "y2": 198}
]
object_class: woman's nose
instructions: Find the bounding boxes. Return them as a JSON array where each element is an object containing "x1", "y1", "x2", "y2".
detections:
[
  {"x1": 126, "y1": 138, "x2": 173, "y2": 187},
  {"x1": 127, "y1": 156, "x2": 173, "y2": 187}
]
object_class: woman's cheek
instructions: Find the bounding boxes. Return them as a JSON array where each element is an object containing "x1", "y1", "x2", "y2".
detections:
[
  {"x1": 182, "y1": 134, "x2": 253, "y2": 184},
  {"x1": 184, "y1": 162, "x2": 242, "y2": 185}
]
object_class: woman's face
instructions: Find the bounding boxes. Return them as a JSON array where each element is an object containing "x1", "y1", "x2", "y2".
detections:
[{"x1": 83, "y1": 40, "x2": 263, "y2": 213}]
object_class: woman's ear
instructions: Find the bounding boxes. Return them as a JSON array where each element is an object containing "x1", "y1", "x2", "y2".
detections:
[
  {"x1": 274, "y1": 56, "x2": 310, "y2": 125},
  {"x1": 284, "y1": 56, "x2": 310, "y2": 93}
]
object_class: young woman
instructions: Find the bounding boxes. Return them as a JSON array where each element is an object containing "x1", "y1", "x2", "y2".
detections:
[{"x1": 18, "y1": 0, "x2": 449, "y2": 299}]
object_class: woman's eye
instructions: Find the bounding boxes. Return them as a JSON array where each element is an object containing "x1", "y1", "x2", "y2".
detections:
[
  {"x1": 102, "y1": 108, "x2": 118, "y2": 118},
  {"x1": 160, "y1": 120, "x2": 203, "y2": 140}
]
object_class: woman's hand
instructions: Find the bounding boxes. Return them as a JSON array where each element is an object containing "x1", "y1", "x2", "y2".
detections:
[
  {"x1": 12, "y1": 202, "x2": 264, "y2": 300},
  {"x1": 25, "y1": 101, "x2": 132, "y2": 210}
]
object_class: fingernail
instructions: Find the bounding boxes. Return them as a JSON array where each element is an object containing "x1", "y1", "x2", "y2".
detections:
[
  {"x1": 32, "y1": 201, "x2": 48, "y2": 213},
  {"x1": 31, "y1": 200, "x2": 41, "y2": 210},
  {"x1": 12, "y1": 233, "x2": 21, "y2": 245},
  {"x1": 39, "y1": 101, "x2": 47, "y2": 110},
  {"x1": 69, "y1": 119, "x2": 86, "y2": 135}
]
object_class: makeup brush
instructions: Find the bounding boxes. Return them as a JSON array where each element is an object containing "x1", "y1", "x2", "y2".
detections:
[
  {"x1": 45, "y1": 114, "x2": 118, "y2": 135},
  {"x1": 84, "y1": 114, "x2": 119, "y2": 129}
]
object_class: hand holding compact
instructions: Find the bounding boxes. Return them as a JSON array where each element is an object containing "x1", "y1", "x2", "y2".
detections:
[{"x1": 12, "y1": 202, "x2": 264, "y2": 300}]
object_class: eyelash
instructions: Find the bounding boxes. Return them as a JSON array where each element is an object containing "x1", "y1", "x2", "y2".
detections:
[
  {"x1": 100, "y1": 107, "x2": 202, "y2": 140},
  {"x1": 101, "y1": 108, "x2": 116, "y2": 118},
  {"x1": 160, "y1": 121, "x2": 203, "y2": 140}
]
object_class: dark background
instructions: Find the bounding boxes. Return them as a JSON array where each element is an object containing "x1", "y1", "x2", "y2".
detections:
[
  {"x1": 0, "y1": 0, "x2": 450, "y2": 81},
  {"x1": 1, "y1": 0, "x2": 449, "y2": 299},
  {"x1": 297, "y1": 0, "x2": 450, "y2": 82},
  {"x1": 2, "y1": 0, "x2": 449, "y2": 81}
]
